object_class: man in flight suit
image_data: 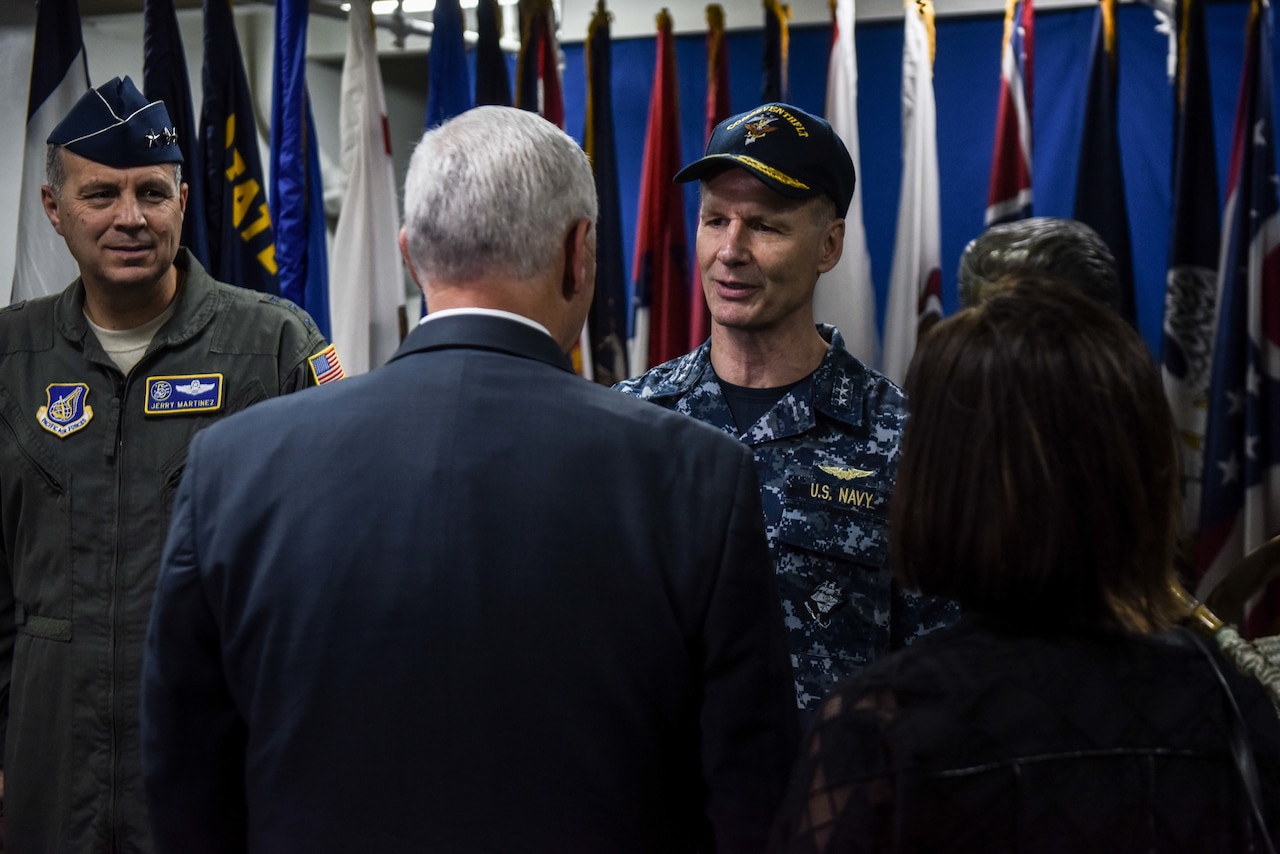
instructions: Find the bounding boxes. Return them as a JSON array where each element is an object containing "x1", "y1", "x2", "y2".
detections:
[{"x1": 0, "y1": 75, "x2": 336, "y2": 853}]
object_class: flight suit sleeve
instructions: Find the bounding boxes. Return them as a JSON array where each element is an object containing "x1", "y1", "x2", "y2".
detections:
[{"x1": 277, "y1": 312, "x2": 335, "y2": 393}]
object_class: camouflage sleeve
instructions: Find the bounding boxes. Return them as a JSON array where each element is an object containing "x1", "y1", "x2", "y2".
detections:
[{"x1": 888, "y1": 583, "x2": 960, "y2": 650}]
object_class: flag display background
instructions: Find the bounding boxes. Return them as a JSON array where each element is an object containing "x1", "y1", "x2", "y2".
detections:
[
  {"x1": 0, "y1": 1, "x2": 1268, "y2": 362},
  {"x1": 560, "y1": 2, "x2": 1261, "y2": 356}
]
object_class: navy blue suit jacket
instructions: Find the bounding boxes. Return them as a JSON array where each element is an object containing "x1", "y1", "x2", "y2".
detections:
[{"x1": 141, "y1": 314, "x2": 798, "y2": 853}]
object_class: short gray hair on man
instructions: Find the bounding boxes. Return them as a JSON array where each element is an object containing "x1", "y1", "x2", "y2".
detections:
[
  {"x1": 44, "y1": 144, "x2": 183, "y2": 197},
  {"x1": 402, "y1": 105, "x2": 597, "y2": 284},
  {"x1": 957, "y1": 217, "x2": 1121, "y2": 311}
]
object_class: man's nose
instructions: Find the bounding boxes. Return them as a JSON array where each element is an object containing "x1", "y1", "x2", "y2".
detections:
[
  {"x1": 114, "y1": 193, "x2": 146, "y2": 229},
  {"x1": 716, "y1": 222, "x2": 749, "y2": 264}
]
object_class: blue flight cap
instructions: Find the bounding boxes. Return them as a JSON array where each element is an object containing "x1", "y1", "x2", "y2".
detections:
[{"x1": 47, "y1": 76, "x2": 183, "y2": 168}]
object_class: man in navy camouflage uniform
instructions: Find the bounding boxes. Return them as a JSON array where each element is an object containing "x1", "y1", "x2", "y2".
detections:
[{"x1": 616, "y1": 103, "x2": 957, "y2": 718}]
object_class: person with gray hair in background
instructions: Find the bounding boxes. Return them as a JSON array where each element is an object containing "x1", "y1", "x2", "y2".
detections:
[
  {"x1": 141, "y1": 105, "x2": 799, "y2": 854},
  {"x1": 957, "y1": 216, "x2": 1122, "y2": 311}
]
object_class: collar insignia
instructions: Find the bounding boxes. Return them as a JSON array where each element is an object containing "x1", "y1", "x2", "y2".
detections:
[
  {"x1": 145, "y1": 374, "x2": 224, "y2": 415},
  {"x1": 37, "y1": 384, "x2": 93, "y2": 437}
]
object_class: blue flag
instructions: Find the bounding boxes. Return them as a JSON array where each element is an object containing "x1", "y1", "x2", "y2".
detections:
[
  {"x1": 425, "y1": 0, "x2": 472, "y2": 128},
  {"x1": 144, "y1": 0, "x2": 209, "y2": 267},
  {"x1": 201, "y1": 0, "x2": 278, "y2": 296},
  {"x1": 12, "y1": 0, "x2": 89, "y2": 304},
  {"x1": 1161, "y1": 0, "x2": 1220, "y2": 548},
  {"x1": 1073, "y1": 0, "x2": 1136, "y2": 324},
  {"x1": 271, "y1": 0, "x2": 331, "y2": 337},
  {"x1": 1196, "y1": 0, "x2": 1280, "y2": 637},
  {"x1": 585, "y1": 2, "x2": 628, "y2": 386}
]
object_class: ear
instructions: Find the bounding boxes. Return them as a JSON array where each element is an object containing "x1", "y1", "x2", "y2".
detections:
[
  {"x1": 816, "y1": 217, "x2": 846, "y2": 275},
  {"x1": 178, "y1": 182, "x2": 189, "y2": 216},
  {"x1": 398, "y1": 228, "x2": 423, "y2": 291},
  {"x1": 561, "y1": 218, "x2": 595, "y2": 303},
  {"x1": 41, "y1": 186, "x2": 64, "y2": 236}
]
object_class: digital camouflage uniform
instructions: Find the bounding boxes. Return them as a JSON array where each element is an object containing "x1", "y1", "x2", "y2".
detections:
[
  {"x1": 616, "y1": 325, "x2": 958, "y2": 715},
  {"x1": 0, "y1": 249, "x2": 331, "y2": 854}
]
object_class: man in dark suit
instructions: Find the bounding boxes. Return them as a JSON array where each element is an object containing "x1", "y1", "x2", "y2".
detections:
[{"x1": 140, "y1": 105, "x2": 798, "y2": 854}]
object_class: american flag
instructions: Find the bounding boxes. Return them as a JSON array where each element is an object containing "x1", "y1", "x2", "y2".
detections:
[
  {"x1": 309, "y1": 345, "x2": 347, "y2": 385},
  {"x1": 1196, "y1": 0, "x2": 1280, "y2": 638},
  {"x1": 984, "y1": 0, "x2": 1033, "y2": 226}
]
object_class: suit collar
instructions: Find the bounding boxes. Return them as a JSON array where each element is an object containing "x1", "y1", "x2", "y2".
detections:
[{"x1": 389, "y1": 313, "x2": 574, "y2": 373}]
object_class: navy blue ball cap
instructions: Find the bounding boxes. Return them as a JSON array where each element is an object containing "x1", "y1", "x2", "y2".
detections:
[
  {"x1": 47, "y1": 76, "x2": 183, "y2": 168},
  {"x1": 674, "y1": 102, "x2": 854, "y2": 217}
]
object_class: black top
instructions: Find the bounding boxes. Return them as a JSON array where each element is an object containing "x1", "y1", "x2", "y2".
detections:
[{"x1": 770, "y1": 615, "x2": 1280, "y2": 853}]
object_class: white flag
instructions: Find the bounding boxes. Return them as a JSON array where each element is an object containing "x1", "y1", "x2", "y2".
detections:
[
  {"x1": 820, "y1": 0, "x2": 879, "y2": 369},
  {"x1": 11, "y1": 0, "x2": 89, "y2": 305},
  {"x1": 329, "y1": 0, "x2": 405, "y2": 375},
  {"x1": 881, "y1": 0, "x2": 942, "y2": 386}
]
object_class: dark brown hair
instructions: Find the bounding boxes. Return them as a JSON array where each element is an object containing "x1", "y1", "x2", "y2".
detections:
[{"x1": 892, "y1": 277, "x2": 1183, "y2": 632}]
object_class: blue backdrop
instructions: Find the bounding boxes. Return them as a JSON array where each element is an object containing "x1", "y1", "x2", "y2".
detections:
[{"x1": 556, "y1": 1, "x2": 1269, "y2": 356}]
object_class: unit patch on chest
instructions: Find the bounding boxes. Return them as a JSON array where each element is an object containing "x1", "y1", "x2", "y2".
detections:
[
  {"x1": 37, "y1": 383, "x2": 93, "y2": 437},
  {"x1": 145, "y1": 374, "x2": 224, "y2": 415}
]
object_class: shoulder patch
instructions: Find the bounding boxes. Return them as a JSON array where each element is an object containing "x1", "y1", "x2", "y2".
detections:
[
  {"x1": 37, "y1": 383, "x2": 93, "y2": 437},
  {"x1": 308, "y1": 344, "x2": 345, "y2": 384}
]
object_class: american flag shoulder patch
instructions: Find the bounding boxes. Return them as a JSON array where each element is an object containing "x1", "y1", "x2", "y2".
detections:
[{"x1": 308, "y1": 344, "x2": 346, "y2": 385}]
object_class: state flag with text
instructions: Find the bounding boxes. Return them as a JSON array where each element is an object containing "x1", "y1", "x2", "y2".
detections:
[
  {"x1": 585, "y1": 1, "x2": 628, "y2": 386},
  {"x1": 329, "y1": 0, "x2": 404, "y2": 376},
  {"x1": 271, "y1": 0, "x2": 331, "y2": 337},
  {"x1": 1195, "y1": 0, "x2": 1280, "y2": 638},
  {"x1": 882, "y1": 0, "x2": 942, "y2": 385},
  {"x1": 12, "y1": 0, "x2": 89, "y2": 305},
  {"x1": 1162, "y1": 0, "x2": 1220, "y2": 545},
  {"x1": 631, "y1": 9, "x2": 690, "y2": 373},
  {"x1": 821, "y1": 0, "x2": 879, "y2": 368},
  {"x1": 1073, "y1": 0, "x2": 1136, "y2": 324},
  {"x1": 984, "y1": 0, "x2": 1033, "y2": 226},
  {"x1": 144, "y1": 0, "x2": 209, "y2": 266},
  {"x1": 201, "y1": 0, "x2": 278, "y2": 296}
]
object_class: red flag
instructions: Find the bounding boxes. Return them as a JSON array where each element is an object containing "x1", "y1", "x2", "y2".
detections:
[
  {"x1": 630, "y1": 9, "x2": 690, "y2": 372},
  {"x1": 984, "y1": 0, "x2": 1034, "y2": 225},
  {"x1": 690, "y1": 3, "x2": 732, "y2": 350}
]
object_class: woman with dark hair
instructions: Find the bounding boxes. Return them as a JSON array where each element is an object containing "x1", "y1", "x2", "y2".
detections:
[{"x1": 770, "y1": 278, "x2": 1280, "y2": 853}]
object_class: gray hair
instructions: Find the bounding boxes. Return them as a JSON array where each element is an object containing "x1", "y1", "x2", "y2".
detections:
[
  {"x1": 957, "y1": 217, "x2": 1121, "y2": 311},
  {"x1": 402, "y1": 106, "x2": 597, "y2": 283},
  {"x1": 44, "y1": 144, "x2": 183, "y2": 197}
]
